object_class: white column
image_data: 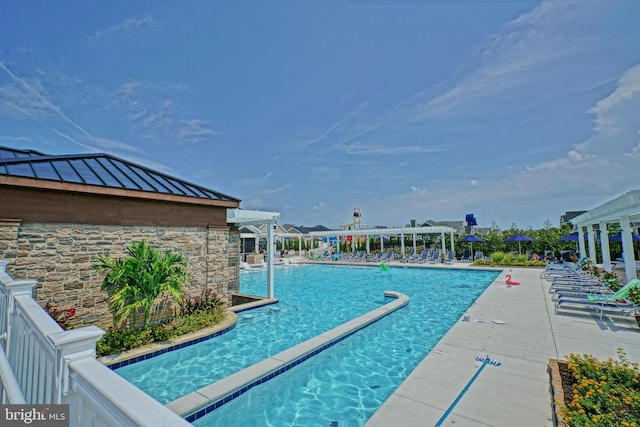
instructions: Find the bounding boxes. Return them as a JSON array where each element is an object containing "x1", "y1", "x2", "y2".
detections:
[
  {"x1": 412, "y1": 233, "x2": 417, "y2": 253},
  {"x1": 400, "y1": 233, "x2": 405, "y2": 256},
  {"x1": 380, "y1": 235, "x2": 384, "y2": 252},
  {"x1": 440, "y1": 232, "x2": 446, "y2": 257},
  {"x1": 587, "y1": 224, "x2": 597, "y2": 263},
  {"x1": 621, "y1": 215, "x2": 637, "y2": 282},
  {"x1": 450, "y1": 231, "x2": 454, "y2": 253},
  {"x1": 578, "y1": 227, "x2": 587, "y2": 258},
  {"x1": 366, "y1": 235, "x2": 370, "y2": 254},
  {"x1": 599, "y1": 221, "x2": 611, "y2": 272},
  {"x1": 267, "y1": 221, "x2": 275, "y2": 298}
]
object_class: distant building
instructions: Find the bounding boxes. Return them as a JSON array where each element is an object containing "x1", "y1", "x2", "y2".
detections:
[{"x1": 560, "y1": 211, "x2": 587, "y2": 228}]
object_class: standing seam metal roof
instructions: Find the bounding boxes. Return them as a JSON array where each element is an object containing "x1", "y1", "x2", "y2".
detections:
[{"x1": 0, "y1": 146, "x2": 240, "y2": 203}]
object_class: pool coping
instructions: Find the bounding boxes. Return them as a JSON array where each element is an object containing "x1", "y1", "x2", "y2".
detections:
[{"x1": 166, "y1": 290, "x2": 409, "y2": 421}]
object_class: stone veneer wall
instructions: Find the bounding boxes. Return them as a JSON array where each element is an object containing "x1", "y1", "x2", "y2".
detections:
[{"x1": 0, "y1": 221, "x2": 240, "y2": 329}]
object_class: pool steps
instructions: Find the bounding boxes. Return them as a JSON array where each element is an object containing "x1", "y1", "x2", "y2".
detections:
[{"x1": 166, "y1": 291, "x2": 409, "y2": 421}]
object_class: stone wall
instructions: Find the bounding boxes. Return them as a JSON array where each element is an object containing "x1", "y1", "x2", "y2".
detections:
[{"x1": 0, "y1": 221, "x2": 240, "y2": 329}]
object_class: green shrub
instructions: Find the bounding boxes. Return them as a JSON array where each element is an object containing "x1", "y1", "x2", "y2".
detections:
[
  {"x1": 516, "y1": 254, "x2": 527, "y2": 263},
  {"x1": 96, "y1": 305, "x2": 226, "y2": 357},
  {"x1": 490, "y1": 252, "x2": 505, "y2": 263}
]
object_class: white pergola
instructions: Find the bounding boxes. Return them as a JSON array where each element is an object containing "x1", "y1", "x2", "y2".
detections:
[
  {"x1": 572, "y1": 190, "x2": 640, "y2": 282},
  {"x1": 308, "y1": 225, "x2": 456, "y2": 256},
  {"x1": 227, "y1": 208, "x2": 281, "y2": 298}
]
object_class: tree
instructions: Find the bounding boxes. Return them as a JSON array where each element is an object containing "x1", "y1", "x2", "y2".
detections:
[{"x1": 93, "y1": 240, "x2": 189, "y2": 328}]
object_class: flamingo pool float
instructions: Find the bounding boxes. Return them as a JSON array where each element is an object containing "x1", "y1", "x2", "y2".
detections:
[{"x1": 505, "y1": 274, "x2": 520, "y2": 285}]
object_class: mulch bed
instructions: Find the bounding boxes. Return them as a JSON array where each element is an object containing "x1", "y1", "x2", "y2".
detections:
[{"x1": 549, "y1": 359, "x2": 575, "y2": 426}]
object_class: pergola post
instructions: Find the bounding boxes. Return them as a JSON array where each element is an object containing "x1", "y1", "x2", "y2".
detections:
[
  {"x1": 400, "y1": 233, "x2": 405, "y2": 256},
  {"x1": 599, "y1": 221, "x2": 611, "y2": 272},
  {"x1": 267, "y1": 220, "x2": 276, "y2": 298},
  {"x1": 578, "y1": 227, "x2": 587, "y2": 258},
  {"x1": 587, "y1": 224, "x2": 597, "y2": 263},
  {"x1": 621, "y1": 215, "x2": 637, "y2": 282}
]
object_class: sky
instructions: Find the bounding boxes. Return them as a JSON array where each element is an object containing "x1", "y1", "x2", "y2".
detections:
[{"x1": 1, "y1": 1, "x2": 640, "y2": 230}]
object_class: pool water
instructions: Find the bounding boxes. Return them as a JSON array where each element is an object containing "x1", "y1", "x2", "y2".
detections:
[{"x1": 115, "y1": 264, "x2": 499, "y2": 425}]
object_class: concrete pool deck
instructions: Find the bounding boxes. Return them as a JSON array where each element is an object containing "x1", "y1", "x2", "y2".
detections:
[{"x1": 364, "y1": 264, "x2": 640, "y2": 427}]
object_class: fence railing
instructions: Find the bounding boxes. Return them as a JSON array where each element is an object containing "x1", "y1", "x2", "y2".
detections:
[{"x1": 0, "y1": 260, "x2": 191, "y2": 426}]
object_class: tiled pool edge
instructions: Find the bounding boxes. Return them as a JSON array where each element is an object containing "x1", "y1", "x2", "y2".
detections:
[{"x1": 166, "y1": 291, "x2": 409, "y2": 422}]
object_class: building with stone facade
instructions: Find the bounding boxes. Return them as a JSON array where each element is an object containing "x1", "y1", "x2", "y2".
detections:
[{"x1": 0, "y1": 146, "x2": 241, "y2": 329}]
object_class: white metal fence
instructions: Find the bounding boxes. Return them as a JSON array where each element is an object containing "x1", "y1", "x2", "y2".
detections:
[{"x1": 0, "y1": 260, "x2": 191, "y2": 426}]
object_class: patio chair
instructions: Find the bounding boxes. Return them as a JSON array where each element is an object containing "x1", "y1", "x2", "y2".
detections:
[
  {"x1": 474, "y1": 251, "x2": 484, "y2": 261},
  {"x1": 460, "y1": 250, "x2": 472, "y2": 262},
  {"x1": 428, "y1": 250, "x2": 441, "y2": 263}
]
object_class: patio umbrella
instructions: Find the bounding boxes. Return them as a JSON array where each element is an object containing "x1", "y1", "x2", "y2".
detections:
[
  {"x1": 504, "y1": 234, "x2": 535, "y2": 254},
  {"x1": 558, "y1": 232, "x2": 582, "y2": 241},
  {"x1": 458, "y1": 235, "x2": 486, "y2": 257},
  {"x1": 609, "y1": 233, "x2": 640, "y2": 242}
]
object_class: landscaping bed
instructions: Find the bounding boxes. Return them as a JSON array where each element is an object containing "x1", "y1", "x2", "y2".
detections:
[{"x1": 549, "y1": 350, "x2": 640, "y2": 427}]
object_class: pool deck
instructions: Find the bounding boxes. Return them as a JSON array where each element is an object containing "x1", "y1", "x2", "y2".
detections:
[{"x1": 362, "y1": 263, "x2": 640, "y2": 427}]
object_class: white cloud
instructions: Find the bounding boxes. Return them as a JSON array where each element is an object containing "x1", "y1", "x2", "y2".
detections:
[
  {"x1": 342, "y1": 142, "x2": 449, "y2": 155},
  {"x1": 88, "y1": 15, "x2": 158, "y2": 44},
  {"x1": 419, "y1": 0, "x2": 591, "y2": 119},
  {"x1": 176, "y1": 119, "x2": 221, "y2": 144},
  {"x1": 263, "y1": 184, "x2": 291, "y2": 195},
  {"x1": 470, "y1": 180, "x2": 480, "y2": 187},
  {"x1": 313, "y1": 202, "x2": 327, "y2": 211}
]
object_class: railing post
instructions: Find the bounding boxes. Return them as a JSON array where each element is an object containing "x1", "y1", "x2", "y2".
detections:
[
  {"x1": 4, "y1": 279, "x2": 38, "y2": 361},
  {"x1": 48, "y1": 327, "x2": 105, "y2": 404}
]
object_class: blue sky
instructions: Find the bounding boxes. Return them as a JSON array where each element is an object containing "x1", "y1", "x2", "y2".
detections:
[{"x1": 1, "y1": 1, "x2": 640, "y2": 230}]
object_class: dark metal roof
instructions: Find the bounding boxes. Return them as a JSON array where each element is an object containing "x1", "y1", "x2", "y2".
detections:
[
  {"x1": 0, "y1": 147, "x2": 46, "y2": 159},
  {"x1": 0, "y1": 146, "x2": 239, "y2": 203}
]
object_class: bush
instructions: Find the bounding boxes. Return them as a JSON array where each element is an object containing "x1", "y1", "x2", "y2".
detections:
[
  {"x1": 96, "y1": 302, "x2": 226, "y2": 357},
  {"x1": 560, "y1": 349, "x2": 640, "y2": 426},
  {"x1": 490, "y1": 252, "x2": 505, "y2": 263}
]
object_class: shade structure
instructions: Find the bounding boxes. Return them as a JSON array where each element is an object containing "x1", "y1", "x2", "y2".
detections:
[
  {"x1": 458, "y1": 235, "x2": 485, "y2": 257},
  {"x1": 504, "y1": 234, "x2": 535, "y2": 254},
  {"x1": 459, "y1": 235, "x2": 486, "y2": 243},
  {"x1": 558, "y1": 232, "x2": 583, "y2": 241},
  {"x1": 609, "y1": 233, "x2": 640, "y2": 242}
]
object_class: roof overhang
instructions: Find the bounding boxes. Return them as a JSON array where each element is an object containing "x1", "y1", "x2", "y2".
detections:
[
  {"x1": 572, "y1": 190, "x2": 640, "y2": 226},
  {"x1": 227, "y1": 208, "x2": 281, "y2": 226},
  {"x1": 307, "y1": 226, "x2": 455, "y2": 237},
  {"x1": 0, "y1": 175, "x2": 240, "y2": 208}
]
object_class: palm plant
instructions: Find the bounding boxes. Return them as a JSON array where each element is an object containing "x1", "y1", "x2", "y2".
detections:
[{"x1": 93, "y1": 240, "x2": 189, "y2": 328}]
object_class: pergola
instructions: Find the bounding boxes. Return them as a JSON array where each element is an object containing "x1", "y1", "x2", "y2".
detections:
[
  {"x1": 572, "y1": 190, "x2": 640, "y2": 282},
  {"x1": 307, "y1": 225, "x2": 457, "y2": 256},
  {"x1": 227, "y1": 208, "x2": 280, "y2": 298}
]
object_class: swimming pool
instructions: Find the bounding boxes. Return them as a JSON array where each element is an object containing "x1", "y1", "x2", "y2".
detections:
[{"x1": 115, "y1": 264, "x2": 499, "y2": 424}]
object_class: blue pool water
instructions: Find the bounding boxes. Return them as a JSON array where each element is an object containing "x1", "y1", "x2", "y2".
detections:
[{"x1": 115, "y1": 264, "x2": 499, "y2": 425}]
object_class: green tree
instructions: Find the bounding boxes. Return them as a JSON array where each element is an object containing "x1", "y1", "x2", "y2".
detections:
[{"x1": 93, "y1": 240, "x2": 189, "y2": 328}]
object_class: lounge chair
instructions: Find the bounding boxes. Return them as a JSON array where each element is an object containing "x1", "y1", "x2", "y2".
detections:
[
  {"x1": 555, "y1": 295, "x2": 636, "y2": 319},
  {"x1": 428, "y1": 250, "x2": 441, "y2": 263},
  {"x1": 399, "y1": 248, "x2": 416, "y2": 263},
  {"x1": 474, "y1": 251, "x2": 484, "y2": 261},
  {"x1": 409, "y1": 249, "x2": 429, "y2": 264},
  {"x1": 460, "y1": 250, "x2": 472, "y2": 262},
  {"x1": 443, "y1": 250, "x2": 455, "y2": 264}
]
